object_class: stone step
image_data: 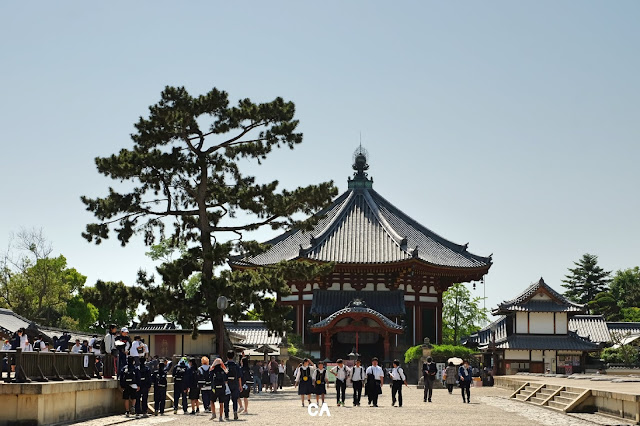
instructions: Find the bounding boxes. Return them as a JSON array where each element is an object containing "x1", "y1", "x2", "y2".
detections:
[
  {"x1": 524, "y1": 385, "x2": 538, "y2": 392},
  {"x1": 529, "y1": 397, "x2": 546, "y2": 405},
  {"x1": 537, "y1": 388, "x2": 555, "y2": 396},
  {"x1": 515, "y1": 394, "x2": 529, "y2": 401},
  {"x1": 548, "y1": 400, "x2": 568, "y2": 411},
  {"x1": 553, "y1": 396, "x2": 575, "y2": 405},
  {"x1": 559, "y1": 391, "x2": 581, "y2": 399}
]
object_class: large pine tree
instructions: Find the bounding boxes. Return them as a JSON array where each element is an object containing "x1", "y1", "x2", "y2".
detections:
[
  {"x1": 81, "y1": 86, "x2": 338, "y2": 347},
  {"x1": 561, "y1": 253, "x2": 611, "y2": 305}
]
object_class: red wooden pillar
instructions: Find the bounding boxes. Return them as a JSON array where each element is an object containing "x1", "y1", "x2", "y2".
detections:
[
  {"x1": 324, "y1": 332, "x2": 332, "y2": 359},
  {"x1": 383, "y1": 332, "x2": 390, "y2": 361},
  {"x1": 416, "y1": 305, "x2": 422, "y2": 344}
]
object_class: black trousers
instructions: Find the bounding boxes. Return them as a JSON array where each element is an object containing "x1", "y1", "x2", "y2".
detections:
[
  {"x1": 135, "y1": 387, "x2": 149, "y2": 414},
  {"x1": 154, "y1": 387, "x2": 166, "y2": 413},
  {"x1": 368, "y1": 381, "x2": 380, "y2": 406},
  {"x1": 352, "y1": 381, "x2": 363, "y2": 405},
  {"x1": 224, "y1": 387, "x2": 239, "y2": 416},
  {"x1": 424, "y1": 377, "x2": 434, "y2": 400},
  {"x1": 173, "y1": 383, "x2": 187, "y2": 411},
  {"x1": 278, "y1": 373, "x2": 284, "y2": 389},
  {"x1": 201, "y1": 389, "x2": 211, "y2": 410},
  {"x1": 391, "y1": 381, "x2": 403, "y2": 407},
  {"x1": 446, "y1": 384, "x2": 454, "y2": 393},
  {"x1": 461, "y1": 382, "x2": 471, "y2": 401},
  {"x1": 335, "y1": 379, "x2": 346, "y2": 403}
]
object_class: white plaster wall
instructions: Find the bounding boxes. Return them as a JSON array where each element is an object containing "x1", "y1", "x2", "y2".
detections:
[
  {"x1": 516, "y1": 312, "x2": 528, "y2": 334},
  {"x1": 504, "y1": 350, "x2": 529, "y2": 360},
  {"x1": 556, "y1": 312, "x2": 568, "y2": 334},
  {"x1": 530, "y1": 312, "x2": 554, "y2": 334},
  {"x1": 530, "y1": 350, "x2": 543, "y2": 362}
]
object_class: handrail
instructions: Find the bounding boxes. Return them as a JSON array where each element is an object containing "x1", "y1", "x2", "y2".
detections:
[{"x1": 1, "y1": 349, "x2": 110, "y2": 382}]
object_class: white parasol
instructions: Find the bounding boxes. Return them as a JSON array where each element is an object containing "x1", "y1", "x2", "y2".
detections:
[{"x1": 447, "y1": 357, "x2": 463, "y2": 365}]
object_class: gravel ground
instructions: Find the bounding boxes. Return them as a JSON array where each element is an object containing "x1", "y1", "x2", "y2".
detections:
[{"x1": 70, "y1": 386, "x2": 628, "y2": 426}]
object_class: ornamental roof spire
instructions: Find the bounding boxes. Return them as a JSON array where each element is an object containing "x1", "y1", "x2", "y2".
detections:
[{"x1": 348, "y1": 145, "x2": 373, "y2": 189}]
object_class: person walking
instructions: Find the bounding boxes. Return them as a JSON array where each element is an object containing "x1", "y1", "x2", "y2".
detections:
[
  {"x1": 351, "y1": 359, "x2": 365, "y2": 406},
  {"x1": 444, "y1": 362, "x2": 457, "y2": 394},
  {"x1": 365, "y1": 357, "x2": 384, "y2": 407},
  {"x1": 239, "y1": 357, "x2": 253, "y2": 415},
  {"x1": 278, "y1": 359, "x2": 286, "y2": 390},
  {"x1": 458, "y1": 360, "x2": 473, "y2": 403},
  {"x1": 313, "y1": 360, "x2": 328, "y2": 405},
  {"x1": 329, "y1": 358, "x2": 351, "y2": 406},
  {"x1": 152, "y1": 360, "x2": 168, "y2": 416},
  {"x1": 199, "y1": 357, "x2": 212, "y2": 413},
  {"x1": 268, "y1": 356, "x2": 279, "y2": 393},
  {"x1": 422, "y1": 356, "x2": 437, "y2": 402},
  {"x1": 224, "y1": 350, "x2": 243, "y2": 420},
  {"x1": 390, "y1": 359, "x2": 408, "y2": 407},
  {"x1": 295, "y1": 358, "x2": 316, "y2": 407},
  {"x1": 210, "y1": 358, "x2": 228, "y2": 422}
]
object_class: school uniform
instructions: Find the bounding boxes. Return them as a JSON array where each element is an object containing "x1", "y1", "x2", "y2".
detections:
[
  {"x1": 224, "y1": 360, "x2": 242, "y2": 419},
  {"x1": 313, "y1": 368, "x2": 327, "y2": 396},
  {"x1": 278, "y1": 363, "x2": 286, "y2": 389},
  {"x1": 331, "y1": 365, "x2": 351, "y2": 405},
  {"x1": 389, "y1": 365, "x2": 406, "y2": 407},
  {"x1": 351, "y1": 365, "x2": 365, "y2": 406},
  {"x1": 119, "y1": 364, "x2": 140, "y2": 408},
  {"x1": 296, "y1": 365, "x2": 315, "y2": 396},
  {"x1": 240, "y1": 364, "x2": 253, "y2": 399},
  {"x1": 152, "y1": 367, "x2": 168, "y2": 415},
  {"x1": 198, "y1": 364, "x2": 212, "y2": 411},
  {"x1": 185, "y1": 365, "x2": 200, "y2": 401},
  {"x1": 135, "y1": 362, "x2": 151, "y2": 415},
  {"x1": 172, "y1": 362, "x2": 188, "y2": 413},
  {"x1": 365, "y1": 365, "x2": 383, "y2": 407},
  {"x1": 211, "y1": 365, "x2": 228, "y2": 403}
]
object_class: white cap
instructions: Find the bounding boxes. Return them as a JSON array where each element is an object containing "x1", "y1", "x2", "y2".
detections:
[{"x1": 121, "y1": 327, "x2": 129, "y2": 333}]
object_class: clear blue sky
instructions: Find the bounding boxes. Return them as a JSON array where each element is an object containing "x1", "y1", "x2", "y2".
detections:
[{"x1": 1, "y1": 1, "x2": 639, "y2": 314}]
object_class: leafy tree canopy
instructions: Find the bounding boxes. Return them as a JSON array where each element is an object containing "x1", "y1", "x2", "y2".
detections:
[
  {"x1": 81, "y1": 86, "x2": 338, "y2": 346},
  {"x1": 562, "y1": 253, "x2": 611, "y2": 305},
  {"x1": 588, "y1": 291, "x2": 621, "y2": 321},
  {"x1": 610, "y1": 267, "x2": 640, "y2": 310},
  {"x1": 80, "y1": 280, "x2": 142, "y2": 332},
  {"x1": 442, "y1": 283, "x2": 488, "y2": 345}
]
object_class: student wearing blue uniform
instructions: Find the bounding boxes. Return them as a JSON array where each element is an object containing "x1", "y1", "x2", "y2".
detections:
[
  {"x1": 119, "y1": 356, "x2": 140, "y2": 418},
  {"x1": 224, "y1": 351, "x2": 243, "y2": 420},
  {"x1": 313, "y1": 361, "x2": 329, "y2": 405},
  {"x1": 152, "y1": 361, "x2": 168, "y2": 416},
  {"x1": 135, "y1": 358, "x2": 152, "y2": 417},
  {"x1": 295, "y1": 358, "x2": 315, "y2": 407},
  {"x1": 210, "y1": 358, "x2": 228, "y2": 422}
]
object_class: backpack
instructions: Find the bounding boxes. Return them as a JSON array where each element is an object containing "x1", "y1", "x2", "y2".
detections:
[
  {"x1": 225, "y1": 361, "x2": 239, "y2": 388},
  {"x1": 242, "y1": 367, "x2": 254, "y2": 385},
  {"x1": 155, "y1": 371, "x2": 168, "y2": 388},
  {"x1": 99, "y1": 339, "x2": 106, "y2": 353},
  {"x1": 212, "y1": 367, "x2": 226, "y2": 389},
  {"x1": 174, "y1": 365, "x2": 186, "y2": 382},
  {"x1": 197, "y1": 366, "x2": 210, "y2": 387},
  {"x1": 123, "y1": 366, "x2": 135, "y2": 384}
]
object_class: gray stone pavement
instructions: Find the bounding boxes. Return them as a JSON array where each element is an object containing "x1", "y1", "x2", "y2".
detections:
[{"x1": 70, "y1": 386, "x2": 630, "y2": 426}]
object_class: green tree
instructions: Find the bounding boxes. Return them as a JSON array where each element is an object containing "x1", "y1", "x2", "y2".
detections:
[
  {"x1": 442, "y1": 283, "x2": 488, "y2": 345},
  {"x1": 610, "y1": 267, "x2": 640, "y2": 311},
  {"x1": 620, "y1": 307, "x2": 640, "y2": 322},
  {"x1": 81, "y1": 86, "x2": 337, "y2": 348},
  {"x1": 66, "y1": 295, "x2": 99, "y2": 331},
  {"x1": 81, "y1": 280, "x2": 142, "y2": 332},
  {"x1": 561, "y1": 253, "x2": 611, "y2": 305},
  {"x1": 588, "y1": 291, "x2": 621, "y2": 321},
  {"x1": 0, "y1": 229, "x2": 86, "y2": 326}
]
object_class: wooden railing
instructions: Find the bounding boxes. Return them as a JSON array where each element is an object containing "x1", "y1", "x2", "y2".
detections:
[{"x1": 1, "y1": 349, "x2": 114, "y2": 383}]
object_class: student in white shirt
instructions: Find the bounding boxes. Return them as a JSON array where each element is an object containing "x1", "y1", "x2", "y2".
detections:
[
  {"x1": 313, "y1": 360, "x2": 329, "y2": 404},
  {"x1": 71, "y1": 339, "x2": 83, "y2": 354},
  {"x1": 365, "y1": 357, "x2": 384, "y2": 407},
  {"x1": 351, "y1": 359, "x2": 365, "y2": 406},
  {"x1": 130, "y1": 336, "x2": 142, "y2": 365},
  {"x1": 329, "y1": 358, "x2": 351, "y2": 406},
  {"x1": 277, "y1": 360, "x2": 286, "y2": 390},
  {"x1": 295, "y1": 358, "x2": 316, "y2": 407},
  {"x1": 389, "y1": 359, "x2": 408, "y2": 407}
]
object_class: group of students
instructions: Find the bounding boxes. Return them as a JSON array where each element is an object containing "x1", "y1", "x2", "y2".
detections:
[
  {"x1": 119, "y1": 349, "x2": 254, "y2": 421},
  {"x1": 424, "y1": 357, "x2": 475, "y2": 403},
  {"x1": 293, "y1": 357, "x2": 408, "y2": 408}
]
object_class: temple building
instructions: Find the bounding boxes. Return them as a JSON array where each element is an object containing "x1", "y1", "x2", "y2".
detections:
[
  {"x1": 232, "y1": 148, "x2": 492, "y2": 361},
  {"x1": 464, "y1": 278, "x2": 601, "y2": 375}
]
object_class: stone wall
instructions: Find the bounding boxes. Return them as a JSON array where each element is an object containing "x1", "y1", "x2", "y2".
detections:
[{"x1": 0, "y1": 379, "x2": 121, "y2": 426}]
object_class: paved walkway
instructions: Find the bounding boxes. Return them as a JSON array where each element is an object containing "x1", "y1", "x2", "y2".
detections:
[{"x1": 69, "y1": 386, "x2": 631, "y2": 426}]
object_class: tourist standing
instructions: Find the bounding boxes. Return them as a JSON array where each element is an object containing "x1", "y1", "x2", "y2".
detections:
[
  {"x1": 130, "y1": 336, "x2": 143, "y2": 365},
  {"x1": 239, "y1": 357, "x2": 253, "y2": 415},
  {"x1": 71, "y1": 339, "x2": 82, "y2": 354},
  {"x1": 252, "y1": 361, "x2": 262, "y2": 393},
  {"x1": 444, "y1": 362, "x2": 457, "y2": 394},
  {"x1": 458, "y1": 360, "x2": 472, "y2": 403},
  {"x1": 152, "y1": 361, "x2": 168, "y2": 416},
  {"x1": 278, "y1": 359, "x2": 286, "y2": 389},
  {"x1": 104, "y1": 324, "x2": 117, "y2": 378},
  {"x1": 261, "y1": 360, "x2": 270, "y2": 392},
  {"x1": 329, "y1": 358, "x2": 351, "y2": 406},
  {"x1": 351, "y1": 359, "x2": 365, "y2": 406},
  {"x1": 224, "y1": 350, "x2": 243, "y2": 420},
  {"x1": 119, "y1": 356, "x2": 140, "y2": 418},
  {"x1": 172, "y1": 358, "x2": 188, "y2": 414},
  {"x1": 389, "y1": 359, "x2": 408, "y2": 407},
  {"x1": 313, "y1": 360, "x2": 328, "y2": 405},
  {"x1": 422, "y1": 356, "x2": 437, "y2": 402},
  {"x1": 115, "y1": 328, "x2": 131, "y2": 375},
  {"x1": 295, "y1": 358, "x2": 315, "y2": 407},
  {"x1": 199, "y1": 357, "x2": 212, "y2": 413},
  {"x1": 365, "y1": 357, "x2": 384, "y2": 407}
]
